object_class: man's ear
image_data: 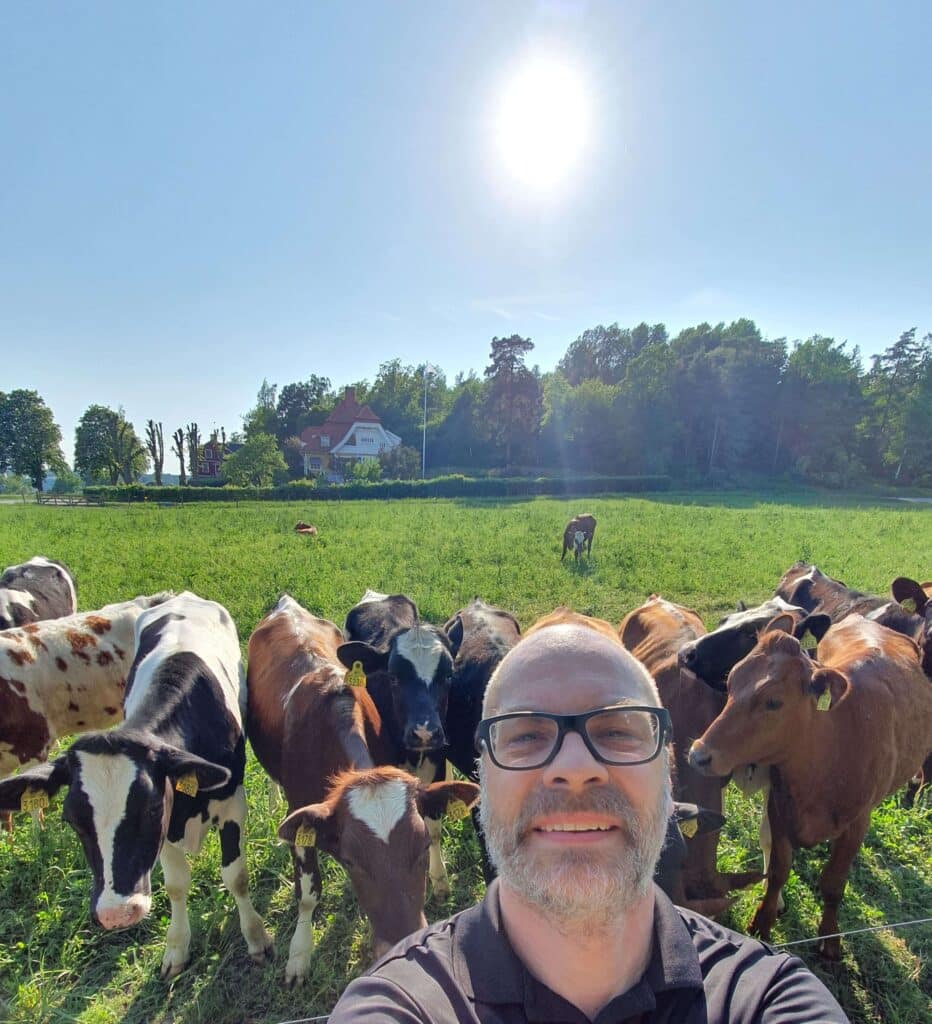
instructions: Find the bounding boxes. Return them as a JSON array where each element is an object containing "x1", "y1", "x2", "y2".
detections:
[
  {"x1": 157, "y1": 745, "x2": 231, "y2": 792},
  {"x1": 278, "y1": 803, "x2": 338, "y2": 852},
  {"x1": 809, "y1": 668, "x2": 849, "y2": 710},
  {"x1": 416, "y1": 781, "x2": 481, "y2": 821},
  {"x1": 891, "y1": 577, "x2": 929, "y2": 616},
  {"x1": 445, "y1": 615, "x2": 464, "y2": 660},
  {"x1": 762, "y1": 613, "x2": 796, "y2": 636},
  {"x1": 0, "y1": 757, "x2": 70, "y2": 813},
  {"x1": 336, "y1": 641, "x2": 388, "y2": 675}
]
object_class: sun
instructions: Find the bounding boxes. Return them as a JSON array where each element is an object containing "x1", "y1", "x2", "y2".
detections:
[{"x1": 493, "y1": 56, "x2": 590, "y2": 195}]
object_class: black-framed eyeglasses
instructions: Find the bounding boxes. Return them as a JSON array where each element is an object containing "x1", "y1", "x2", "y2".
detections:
[{"x1": 476, "y1": 704, "x2": 672, "y2": 770}]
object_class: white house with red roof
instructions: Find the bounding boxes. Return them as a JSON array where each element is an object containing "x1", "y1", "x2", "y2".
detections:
[{"x1": 299, "y1": 387, "x2": 402, "y2": 477}]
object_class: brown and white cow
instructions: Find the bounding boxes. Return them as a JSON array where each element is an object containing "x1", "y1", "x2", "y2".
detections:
[
  {"x1": 247, "y1": 595, "x2": 478, "y2": 985},
  {"x1": 561, "y1": 514, "x2": 596, "y2": 561},
  {"x1": 688, "y1": 613, "x2": 932, "y2": 959},
  {"x1": 0, "y1": 591, "x2": 271, "y2": 977},
  {"x1": 0, "y1": 593, "x2": 172, "y2": 779},
  {"x1": 0, "y1": 556, "x2": 77, "y2": 630},
  {"x1": 619, "y1": 595, "x2": 761, "y2": 911}
]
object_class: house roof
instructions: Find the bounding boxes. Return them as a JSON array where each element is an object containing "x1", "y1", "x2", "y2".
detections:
[{"x1": 299, "y1": 388, "x2": 383, "y2": 451}]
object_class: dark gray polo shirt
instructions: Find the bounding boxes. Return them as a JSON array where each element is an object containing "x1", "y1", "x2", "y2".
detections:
[{"x1": 329, "y1": 882, "x2": 849, "y2": 1023}]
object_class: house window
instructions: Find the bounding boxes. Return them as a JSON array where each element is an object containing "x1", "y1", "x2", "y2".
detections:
[{"x1": 321, "y1": 436, "x2": 330, "y2": 448}]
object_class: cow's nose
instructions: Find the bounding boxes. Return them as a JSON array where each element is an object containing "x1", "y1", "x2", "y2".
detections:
[
  {"x1": 688, "y1": 741, "x2": 712, "y2": 772},
  {"x1": 96, "y1": 896, "x2": 149, "y2": 930},
  {"x1": 404, "y1": 724, "x2": 445, "y2": 750}
]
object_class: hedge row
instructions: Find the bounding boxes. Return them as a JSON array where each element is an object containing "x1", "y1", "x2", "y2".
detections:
[{"x1": 82, "y1": 474, "x2": 670, "y2": 504}]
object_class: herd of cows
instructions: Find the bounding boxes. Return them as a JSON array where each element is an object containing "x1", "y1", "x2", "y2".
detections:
[{"x1": 0, "y1": 542, "x2": 929, "y2": 986}]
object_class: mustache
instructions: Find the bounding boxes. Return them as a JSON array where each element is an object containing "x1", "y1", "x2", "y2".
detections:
[{"x1": 513, "y1": 786, "x2": 641, "y2": 842}]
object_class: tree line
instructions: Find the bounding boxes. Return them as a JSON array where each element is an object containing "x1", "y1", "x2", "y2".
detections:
[{"x1": 2, "y1": 319, "x2": 930, "y2": 491}]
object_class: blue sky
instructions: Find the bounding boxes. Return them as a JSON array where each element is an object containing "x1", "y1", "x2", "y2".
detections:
[{"x1": 3, "y1": 1, "x2": 930, "y2": 466}]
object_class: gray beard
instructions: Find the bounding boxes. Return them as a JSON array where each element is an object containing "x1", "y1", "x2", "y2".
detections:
[{"x1": 479, "y1": 769, "x2": 672, "y2": 932}]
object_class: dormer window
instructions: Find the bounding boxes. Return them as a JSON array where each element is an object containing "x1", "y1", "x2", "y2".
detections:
[{"x1": 321, "y1": 435, "x2": 330, "y2": 448}]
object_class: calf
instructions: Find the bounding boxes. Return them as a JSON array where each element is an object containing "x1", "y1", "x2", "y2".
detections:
[
  {"x1": 561, "y1": 513, "x2": 596, "y2": 561},
  {"x1": 442, "y1": 598, "x2": 521, "y2": 881},
  {"x1": 689, "y1": 613, "x2": 932, "y2": 959},
  {"x1": 339, "y1": 590, "x2": 457, "y2": 896},
  {"x1": 0, "y1": 592, "x2": 272, "y2": 977},
  {"x1": 656, "y1": 803, "x2": 727, "y2": 913},
  {"x1": 775, "y1": 561, "x2": 887, "y2": 620},
  {"x1": 247, "y1": 595, "x2": 477, "y2": 984},
  {"x1": 619, "y1": 595, "x2": 760, "y2": 909},
  {"x1": 0, "y1": 593, "x2": 172, "y2": 779},
  {"x1": 0, "y1": 556, "x2": 77, "y2": 630}
]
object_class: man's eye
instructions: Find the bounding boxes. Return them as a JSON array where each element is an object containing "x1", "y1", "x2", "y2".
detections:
[{"x1": 505, "y1": 730, "x2": 548, "y2": 746}]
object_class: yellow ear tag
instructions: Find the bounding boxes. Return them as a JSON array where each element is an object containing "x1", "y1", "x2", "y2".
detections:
[
  {"x1": 901, "y1": 598, "x2": 917, "y2": 614},
  {"x1": 678, "y1": 817, "x2": 698, "y2": 839},
  {"x1": 21, "y1": 788, "x2": 49, "y2": 813},
  {"x1": 816, "y1": 691, "x2": 832, "y2": 712},
  {"x1": 294, "y1": 825, "x2": 316, "y2": 847},
  {"x1": 447, "y1": 799, "x2": 471, "y2": 821},
  {"x1": 175, "y1": 773, "x2": 199, "y2": 797},
  {"x1": 346, "y1": 661, "x2": 367, "y2": 688},
  {"x1": 800, "y1": 631, "x2": 818, "y2": 651}
]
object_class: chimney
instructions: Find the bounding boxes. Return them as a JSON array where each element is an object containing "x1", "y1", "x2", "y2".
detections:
[{"x1": 344, "y1": 386, "x2": 355, "y2": 403}]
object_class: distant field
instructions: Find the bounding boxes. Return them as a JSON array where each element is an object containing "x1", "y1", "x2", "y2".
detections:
[{"x1": 0, "y1": 492, "x2": 929, "y2": 1024}]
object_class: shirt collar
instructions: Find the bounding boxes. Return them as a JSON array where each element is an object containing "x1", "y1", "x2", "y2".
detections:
[{"x1": 451, "y1": 882, "x2": 703, "y2": 1008}]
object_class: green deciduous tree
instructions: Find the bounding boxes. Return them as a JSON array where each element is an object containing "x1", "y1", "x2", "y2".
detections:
[
  {"x1": 378, "y1": 444, "x2": 422, "y2": 480},
  {"x1": 0, "y1": 390, "x2": 66, "y2": 489},
  {"x1": 221, "y1": 433, "x2": 287, "y2": 487},
  {"x1": 276, "y1": 376, "x2": 333, "y2": 440},
  {"x1": 74, "y1": 405, "x2": 148, "y2": 485}
]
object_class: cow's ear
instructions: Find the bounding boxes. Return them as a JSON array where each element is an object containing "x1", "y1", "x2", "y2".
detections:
[
  {"x1": 336, "y1": 641, "x2": 387, "y2": 674},
  {"x1": 445, "y1": 615, "x2": 464, "y2": 659},
  {"x1": 735, "y1": 600, "x2": 747, "y2": 612},
  {"x1": 416, "y1": 781, "x2": 480, "y2": 821},
  {"x1": 891, "y1": 577, "x2": 928, "y2": 615},
  {"x1": 0, "y1": 757, "x2": 70, "y2": 813},
  {"x1": 278, "y1": 803, "x2": 337, "y2": 852},
  {"x1": 794, "y1": 613, "x2": 831, "y2": 649},
  {"x1": 809, "y1": 668, "x2": 849, "y2": 710},
  {"x1": 158, "y1": 746, "x2": 230, "y2": 793},
  {"x1": 789, "y1": 578, "x2": 816, "y2": 611},
  {"x1": 762, "y1": 613, "x2": 796, "y2": 636}
]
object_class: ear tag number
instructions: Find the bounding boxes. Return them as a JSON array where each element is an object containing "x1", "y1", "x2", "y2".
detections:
[
  {"x1": 294, "y1": 825, "x2": 316, "y2": 847},
  {"x1": 21, "y1": 788, "x2": 49, "y2": 813},
  {"x1": 816, "y1": 691, "x2": 832, "y2": 712},
  {"x1": 175, "y1": 773, "x2": 199, "y2": 797},
  {"x1": 901, "y1": 598, "x2": 917, "y2": 613},
  {"x1": 346, "y1": 661, "x2": 367, "y2": 688},
  {"x1": 800, "y1": 631, "x2": 818, "y2": 651},
  {"x1": 447, "y1": 799, "x2": 470, "y2": 821},
  {"x1": 678, "y1": 817, "x2": 698, "y2": 839}
]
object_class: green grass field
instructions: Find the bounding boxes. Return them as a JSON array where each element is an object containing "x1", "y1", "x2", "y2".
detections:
[{"x1": 0, "y1": 492, "x2": 929, "y2": 1024}]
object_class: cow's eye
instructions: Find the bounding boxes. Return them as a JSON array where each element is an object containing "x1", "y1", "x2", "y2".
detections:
[{"x1": 765, "y1": 698, "x2": 783, "y2": 711}]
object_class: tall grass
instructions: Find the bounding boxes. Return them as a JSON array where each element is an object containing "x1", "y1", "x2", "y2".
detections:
[{"x1": 0, "y1": 492, "x2": 928, "y2": 1023}]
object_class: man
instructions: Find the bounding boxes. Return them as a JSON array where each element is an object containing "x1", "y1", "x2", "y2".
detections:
[{"x1": 329, "y1": 610, "x2": 848, "y2": 1023}]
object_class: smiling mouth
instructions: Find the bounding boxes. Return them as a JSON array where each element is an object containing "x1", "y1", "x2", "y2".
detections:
[{"x1": 535, "y1": 823, "x2": 617, "y2": 833}]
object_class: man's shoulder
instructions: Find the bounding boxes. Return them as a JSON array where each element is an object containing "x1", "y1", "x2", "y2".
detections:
[{"x1": 368, "y1": 909, "x2": 462, "y2": 975}]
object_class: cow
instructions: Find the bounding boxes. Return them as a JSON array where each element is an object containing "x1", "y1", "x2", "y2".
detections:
[
  {"x1": 656, "y1": 803, "x2": 727, "y2": 913},
  {"x1": 0, "y1": 593, "x2": 173, "y2": 779},
  {"x1": 868, "y1": 577, "x2": 932, "y2": 677},
  {"x1": 338, "y1": 590, "x2": 457, "y2": 897},
  {"x1": 561, "y1": 513, "x2": 596, "y2": 561},
  {"x1": 293, "y1": 522, "x2": 318, "y2": 536},
  {"x1": 619, "y1": 595, "x2": 761, "y2": 910},
  {"x1": 0, "y1": 556, "x2": 77, "y2": 630},
  {"x1": 247, "y1": 595, "x2": 477, "y2": 984},
  {"x1": 0, "y1": 591, "x2": 272, "y2": 977},
  {"x1": 775, "y1": 561, "x2": 888, "y2": 621},
  {"x1": 442, "y1": 598, "x2": 521, "y2": 881},
  {"x1": 688, "y1": 613, "x2": 932, "y2": 959}
]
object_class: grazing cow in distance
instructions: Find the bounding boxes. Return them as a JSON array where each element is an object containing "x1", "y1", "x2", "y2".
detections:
[
  {"x1": 0, "y1": 556, "x2": 77, "y2": 630},
  {"x1": 0, "y1": 591, "x2": 272, "y2": 977},
  {"x1": 339, "y1": 589, "x2": 457, "y2": 897},
  {"x1": 443, "y1": 598, "x2": 521, "y2": 881},
  {"x1": 619, "y1": 595, "x2": 761, "y2": 911},
  {"x1": 0, "y1": 593, "x2": 173, "y2": 779},
  {"x1": 775, "y1": 561, "x2": 888, "y2": 620},
  {"x1": 689, "y1": 613, "x2": 932, "y2": 959},
  {"x1": 294, "y1": 522, "x2": 318, "y2": 536},
  {"x1": 561, "y1": 513, "x2": 596, "y2": 561},
  {"x1": 248, "y1": 595, "x2": 477, "y2": 984}
]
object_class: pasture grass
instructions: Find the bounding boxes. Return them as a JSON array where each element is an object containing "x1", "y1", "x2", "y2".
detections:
[{"x1": 0, "y1": 491, "x2": 929, "y2": 1024}]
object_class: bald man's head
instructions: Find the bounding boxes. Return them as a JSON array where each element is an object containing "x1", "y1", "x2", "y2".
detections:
[{"x1": 482, "y1": 610, "x2": 660, "y2": 718}]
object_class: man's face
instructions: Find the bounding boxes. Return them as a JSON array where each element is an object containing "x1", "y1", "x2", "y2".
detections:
[{"x1": 479, "y1": 627, "x2": 671, "y2": 928}]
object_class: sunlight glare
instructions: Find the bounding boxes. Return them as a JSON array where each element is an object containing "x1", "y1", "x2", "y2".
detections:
[{"x1": 493, "y1": 56, "x2": 590, "y2": 195}]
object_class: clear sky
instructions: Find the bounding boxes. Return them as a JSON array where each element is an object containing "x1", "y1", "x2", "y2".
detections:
[{"x1": 3, "y1": 1, "x2": 930, "y2": 466}]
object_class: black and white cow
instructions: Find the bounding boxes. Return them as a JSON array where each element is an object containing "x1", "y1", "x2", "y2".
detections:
[
  {"x1": 0, "y1": 591, "x2": 271, "y2": 977},
  {"x1": 339, "y1": 589, "x2": 456, "y2": 895},
  {"x1": 0, "y1": 556, "x2": 77, "y2": 630}
]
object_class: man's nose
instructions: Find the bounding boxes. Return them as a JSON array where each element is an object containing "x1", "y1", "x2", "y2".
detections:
[{"x1": 541, "y1": 729, "x2": 609, "y2": 788}]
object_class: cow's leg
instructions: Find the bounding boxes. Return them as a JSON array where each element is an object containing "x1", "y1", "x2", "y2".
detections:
[
  {"x1": 816, "y1": 813, "x2": 870, "y2": 961},
  {"x1": 159, "y1": 841, "x2": 193, "y2": 979},
  {"x1": 218, "y1": 787, "x2": 272, "y2": 965},
  {"x1": 417, "y1": 755, "x2": 450, "y2": 898},
  {"x1": 561, "y1": 544, "x2": 567, "y2": 561},
  {"x1": 749, "y1": 794, "x2": 793, "y2": 941},
  {"x1": 286, "y1": 845, "x2": 322, "y2": 987},
  {"x1": 756, "y1": 785, "x2": 784, "y2": 913}
]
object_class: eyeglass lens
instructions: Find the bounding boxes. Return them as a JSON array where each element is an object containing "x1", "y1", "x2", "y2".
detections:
[{"x1": 489, "y1": 708, "x2": 660, "y2": 767}]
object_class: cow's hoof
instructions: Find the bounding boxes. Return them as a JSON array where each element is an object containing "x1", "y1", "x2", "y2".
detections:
[
  {"x1": 160, "y1": 951, "x2": 190, "y2": 980},
  {"x1": 817, "y1": 937, "x2": 842, "y2": 962},
  {"x1": 285, "y1": 957, "x2": 309, "y2": 988},
  {"x1": 249, "y1": 936, "x2": 274, "y2": 966},
  {"x1": 748, "y1": 907, "x2": 774, "y2": 941},
  {"x1": 431, "y1": 880, "x2": 450, "y2": 901}
]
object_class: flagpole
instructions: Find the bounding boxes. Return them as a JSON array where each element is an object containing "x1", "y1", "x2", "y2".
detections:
[{"x1": 422, "y1": 366, "x2": 428, "y2": 479}]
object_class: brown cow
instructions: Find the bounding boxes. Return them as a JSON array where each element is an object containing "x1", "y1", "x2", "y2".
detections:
[
  {"x1": 247, "y1": 594, "x2": 478, "y2": 985},
  {"x1": 619, "y1": 595, "x2": 760, "y2": 912},
  {"x1": 689, "y1": 613, "x2": 932, "y2": 959},
  {"x1": 561, "y1": 514, "x2": 596, "y2": 561},
  {"x1": 775, "y1": 561, "x2": 887, "y2": 620},
  {"x1": 294, "y1": 522, "x2": 318, "y2": 536}
]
